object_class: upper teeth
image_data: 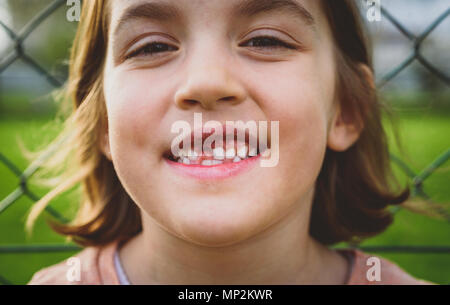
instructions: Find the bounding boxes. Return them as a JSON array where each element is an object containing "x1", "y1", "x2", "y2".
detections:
[
  {"x1": 237, "y1": 146, "x2": 248, "y2": 159},
  {"x1": 175, "y1": 143, "x2": 257, "y2": 165},
  {"x1": 226, "y1": 148, "x2": 235, "y2": 159},
  {"x1": 213, "y1": 147, "x2": 225, "y2": 160},
  {"x1": 188, "y1": 150, "x2": 198, "y2": 161}
]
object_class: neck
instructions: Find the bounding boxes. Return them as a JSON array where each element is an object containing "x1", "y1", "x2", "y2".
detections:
[{"x1": 118, "y1": 193, "x2": 349, "y2": 285}]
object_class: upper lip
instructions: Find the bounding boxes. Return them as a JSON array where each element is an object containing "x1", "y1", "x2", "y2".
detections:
[{"x1": 164, "y1": 123, "x2": 270, "y2": 158}]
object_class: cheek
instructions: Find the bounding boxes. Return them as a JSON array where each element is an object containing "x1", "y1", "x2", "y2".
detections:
[
  {"x1": 244, "y1": 57, "x2": 332, "y2": 192},
  {"x1": 276, "y1": 85, "x2": 328, "y2": 198},
  {"x1": 250, "y1": 58, "x2": 330, "y2": 149},
  {"x1": 103, "y1": 69, "x2": 172, "y2": 156},
  {"x1": 245, "y1": 54, "x2": 332, "y2": 134}
]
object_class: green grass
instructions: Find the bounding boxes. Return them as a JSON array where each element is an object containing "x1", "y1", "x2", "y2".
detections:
[
  {"x1": 0, "y1": 115, "x2": 79, "y2": 284},
  {"x1": 358, "y1": 108, "x2": 450, "y2": 284},
  {"x1": 0, "y1": 108, "x2": 449, "y2": 284}
]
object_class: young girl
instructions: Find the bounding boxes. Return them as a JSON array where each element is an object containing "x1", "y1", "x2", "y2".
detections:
[{"x1": 27, "y1": 0, "x2": 432, "y2": 284}]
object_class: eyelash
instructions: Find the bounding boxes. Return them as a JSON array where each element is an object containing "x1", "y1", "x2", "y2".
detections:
[
  {"x1": 125, "y1": 36, "x2": 297, "y2": 60},
  {"x1": 125, "y1": 42, "x2": 178, "y2": 60},
  {"x1": 239, "y1": 36, "x2": 298, "y2": 50}
]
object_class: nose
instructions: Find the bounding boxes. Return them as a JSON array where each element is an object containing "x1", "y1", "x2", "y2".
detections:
[{"x1": 174, "y1": 52, "x2": 246, "y2": 110}]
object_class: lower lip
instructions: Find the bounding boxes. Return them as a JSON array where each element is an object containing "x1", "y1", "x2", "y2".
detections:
[{"x1": 164, "y1": 156, "x2": 261, "y2": 180}]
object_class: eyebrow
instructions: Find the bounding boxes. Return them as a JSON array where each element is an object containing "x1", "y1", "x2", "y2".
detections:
[
  {"x1": 114, "y1": 0, "x2": 316, "y2": 37},
  {"x1": 232, "y1": 0, "x2": 315, "y2": 26},
  {"x1": 114, "y1": 2, "x2": 183, "y2": 36}
]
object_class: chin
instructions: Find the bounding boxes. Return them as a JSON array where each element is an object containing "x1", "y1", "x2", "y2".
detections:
[{"x1": 170, "y1": 206, "x2": 262, "y2": 248}]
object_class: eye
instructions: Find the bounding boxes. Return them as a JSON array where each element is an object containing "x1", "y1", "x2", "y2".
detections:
[
  {"x1": 125, "y1": 42, "x2": 178, "y2": 60},
  {"x1": 239, "y1": 36, "x2": 297, "y2": 50}
]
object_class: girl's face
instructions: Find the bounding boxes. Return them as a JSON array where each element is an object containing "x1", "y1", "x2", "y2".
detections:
[{"x1": 102, "y1": 0, "x2": 358, "y2": 246}]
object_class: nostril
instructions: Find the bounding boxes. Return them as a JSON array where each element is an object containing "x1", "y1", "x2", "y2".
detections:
[
  {"x1": 184, "y1": 99, "x2": 198, "y2": 105},
  {"x1": 218, "y1": 96, "x2": 234, "y2": 102}
]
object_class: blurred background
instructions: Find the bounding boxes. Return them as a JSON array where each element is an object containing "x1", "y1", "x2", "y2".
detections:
[{"x1": 0, "y1": 0, "x2": 449, "y2": 284}]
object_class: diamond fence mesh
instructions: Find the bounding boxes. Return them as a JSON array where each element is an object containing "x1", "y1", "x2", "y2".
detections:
[{"x1": 0, "y1": 0, "x2": 449, "y2": 284}]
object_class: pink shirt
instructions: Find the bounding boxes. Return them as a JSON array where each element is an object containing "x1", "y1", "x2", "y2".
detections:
[{"x1": 27, "y1": 240, "x2": 433, "y2": 285}]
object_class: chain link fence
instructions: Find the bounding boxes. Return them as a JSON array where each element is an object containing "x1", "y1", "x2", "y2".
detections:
[{"x1": 0, "y1": 0, "x2": 449, "y2": 285}]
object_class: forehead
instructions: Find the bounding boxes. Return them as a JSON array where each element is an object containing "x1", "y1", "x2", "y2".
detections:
[{"x1": 108, "y1": 0, "x2": 327, "y2": 35}]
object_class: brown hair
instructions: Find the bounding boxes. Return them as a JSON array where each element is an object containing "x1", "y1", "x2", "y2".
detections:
[
  {"x1": 26, "y1": 0, "x2": 409, "y2": 246},
  {"x1": 310, "y1": 1, "x2": 410, "y2": 244}
]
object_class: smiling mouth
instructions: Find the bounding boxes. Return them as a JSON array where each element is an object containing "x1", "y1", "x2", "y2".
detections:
[
  {"x1": 164, "y1": 142, "x2": 260, "y2": 166},
  {"x1": 163, "y1": 126, "x2": 269, "y2": 167},
  {"x1": 163, "y1": 125, "x2": 270, "y2": 180}
]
